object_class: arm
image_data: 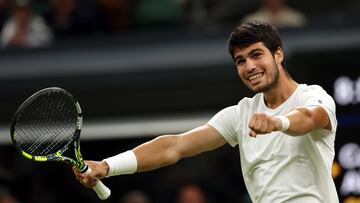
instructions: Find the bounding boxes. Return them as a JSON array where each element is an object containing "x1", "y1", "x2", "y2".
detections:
[
  {"x1": 73, "y1": 125, "x2": 227, "y2": 187},
  {"x1": 134, "y1": 124, "x2": 227, "y2": 172},
  {"x1": 249, "y1": 106, "x2": 331, "y2": 137},
  {"x1": 282, "y1": 106, "x2": 332, "y2": 135}
]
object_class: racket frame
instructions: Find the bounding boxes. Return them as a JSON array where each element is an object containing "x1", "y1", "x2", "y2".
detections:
[
  {"x1": 10, "y1": 87, "x2": 86, "y2": 171},
  {"x1": 10, "y1": 87, "x2": 111, "y2": 200}
]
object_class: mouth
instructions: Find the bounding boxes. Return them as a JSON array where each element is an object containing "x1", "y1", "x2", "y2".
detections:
[{"x1": 247, "y1": 73, "x2": 263, "y2": 82}]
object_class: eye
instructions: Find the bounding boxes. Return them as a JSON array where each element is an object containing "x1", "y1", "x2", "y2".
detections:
[
  {"x1": 252, "y1": 52, "x2": 262, "y2": 58},
  {"x1": 236, "y1": 58, "x2": 245, "y2": 66}
]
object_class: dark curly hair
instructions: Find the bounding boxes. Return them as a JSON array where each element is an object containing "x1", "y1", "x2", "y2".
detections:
[{"x1": 228, "y1": 21, "x2": 288, "y2": 72}]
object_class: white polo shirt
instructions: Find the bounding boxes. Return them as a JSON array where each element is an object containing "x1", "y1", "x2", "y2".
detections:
[{"x1": 208, "y1": 84, "x2": 339, "y2": 203}]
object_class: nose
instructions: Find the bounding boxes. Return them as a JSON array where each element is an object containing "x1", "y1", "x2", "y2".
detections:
[{"x1": 245, "y1": 59, "x2": 256, "y2": 72}]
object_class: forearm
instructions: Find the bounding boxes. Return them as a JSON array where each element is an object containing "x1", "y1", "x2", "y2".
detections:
[
  {"x1": 103, "y1": 125, "x2": 225, "y2": 177},
  {"x1": 103, "y1": 134, "x2": 182, "y2": 177}
]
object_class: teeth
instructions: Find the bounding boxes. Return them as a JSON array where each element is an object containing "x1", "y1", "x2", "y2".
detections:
[{"x1": 248, "y1": 73, "x2": 262, "y2": 81}]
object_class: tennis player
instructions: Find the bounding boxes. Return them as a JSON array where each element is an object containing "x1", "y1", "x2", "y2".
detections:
[{"x1": 73, "y1": 21, "x2": 339, "y2": 203}]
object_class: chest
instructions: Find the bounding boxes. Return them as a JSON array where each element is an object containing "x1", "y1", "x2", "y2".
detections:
[{"x1": 239, "y1": 131, "x2": 312, "y2": 166}]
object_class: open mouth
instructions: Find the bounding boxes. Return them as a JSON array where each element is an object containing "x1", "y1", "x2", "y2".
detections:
[{"x1": 247, "y1": 73, "x2": 263, "y2": 82}]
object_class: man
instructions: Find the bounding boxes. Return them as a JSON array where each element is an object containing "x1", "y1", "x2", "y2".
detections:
[
  {"x1": 242, "y1": 0, "x2": 307, "y2": 29},
  {"x1": 1, "y1": 0, "x2": 53, "y2": 48},
  {"x1": 73, "y1": 21, "x2": 339, "y2": 203}
]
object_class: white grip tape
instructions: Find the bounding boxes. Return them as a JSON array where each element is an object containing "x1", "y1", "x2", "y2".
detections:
[
  {"x1": 84, "y1": 167, "x2": 111, "y2": 200},
  {"x1": 104, "y1": 150, "x2": 137, "y2": 177},
  {"x1": 275, "y1": 115, "x2": 290, "y2": 132}
]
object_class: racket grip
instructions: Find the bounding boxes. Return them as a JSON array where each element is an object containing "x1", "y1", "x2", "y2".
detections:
[{"x1": 83, "y1": 166, "x2": 111, "y2": 200}]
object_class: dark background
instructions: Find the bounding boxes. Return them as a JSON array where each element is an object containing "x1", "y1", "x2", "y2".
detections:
[{"x1": 0, "y1": 0, "x2": 360, "y2": 202}]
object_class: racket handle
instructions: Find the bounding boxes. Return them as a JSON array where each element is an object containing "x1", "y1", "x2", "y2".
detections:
[{"x1": 83, "y1": 166, "x2": 111, "y2": 200}]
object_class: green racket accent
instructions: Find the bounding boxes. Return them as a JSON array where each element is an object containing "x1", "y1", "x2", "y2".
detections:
[
  {"x1": 15, "y1": 135, "x2": 85, "y2": 169},
  {"x1": 21, "y1": 150, "x2": 47, "y2": 161},
  {"x1": 17, "y1": 137, "x2": 83, "y2": 165}
]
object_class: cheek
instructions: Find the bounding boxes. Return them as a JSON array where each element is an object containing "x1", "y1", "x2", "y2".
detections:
[
  {"x1": 238, "y1": 72, "x2": 249, "y2": 84},
  {"x1": 264, "y1": 57, "x2": 277, "y2": 67},
  {"x1": 236, "y1": 67, "x2": 245, "y2": 79}
]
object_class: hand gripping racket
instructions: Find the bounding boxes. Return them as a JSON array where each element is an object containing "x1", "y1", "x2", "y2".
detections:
[{"x1": 10, "y1": 87, "x2": 111, "y2": 200}]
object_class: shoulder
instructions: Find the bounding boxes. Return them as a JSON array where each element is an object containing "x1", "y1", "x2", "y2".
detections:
[
  {"x1": 238, "y1": 94, "x2": 260, "y2": 105},
  {"x1": 212, "y1": 94, "x2": 260, "y2": 121},
  {"x1": 237, "y1": 93, "x2": 262, "y2": 110},
  {"x1": 31, "y1": 15, "x2": 51, "y2": 27},
  {"x1": 299, "y1": 84, "x2": 336, "y2": 111},
  {"x1": 284, "y1": 6, "x2": 306, "y2": 16},
  {"x1": 300, "y1": 84, "x2": 330, "y2": 96}
]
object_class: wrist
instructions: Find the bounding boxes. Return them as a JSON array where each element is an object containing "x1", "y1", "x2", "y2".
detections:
[
  {"x1": 275, "y1": 115, "x2": 290, "y2": 132},
  {"x1": 103, "y1": 150, "x2": 138, "y2": 177},
  {"x1": 100, "y1": 160, "x2": 110, "y2": 177}
]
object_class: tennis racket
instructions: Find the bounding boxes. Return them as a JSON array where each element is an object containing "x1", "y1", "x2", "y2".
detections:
[{"x1": 10, "y1": 87, "x2": 111, "y2": 200}]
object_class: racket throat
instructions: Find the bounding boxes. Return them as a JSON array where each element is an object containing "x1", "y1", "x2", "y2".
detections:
[{"x1": 79, "y1": 164, "x2": 89, "y2": 173}]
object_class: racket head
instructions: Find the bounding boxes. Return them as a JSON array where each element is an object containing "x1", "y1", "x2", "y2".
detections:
[{"x1": 10, "y1": 87, "x2": 85, "y2": 169}]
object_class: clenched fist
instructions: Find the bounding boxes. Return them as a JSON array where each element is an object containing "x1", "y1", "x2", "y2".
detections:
[{"x1": 248, "y1": 113, "x2": 283, "y2": 137}]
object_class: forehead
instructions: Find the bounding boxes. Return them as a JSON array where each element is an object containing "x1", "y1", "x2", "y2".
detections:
[{"x1": 233, "y1": 42, "x2": 269, "y2": 58}]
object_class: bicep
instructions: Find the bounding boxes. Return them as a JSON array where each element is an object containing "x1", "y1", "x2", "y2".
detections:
[
  {"x1": 300, "y1": 87, "x2": 336, "y2": 131},
  {"x1": 305, "y1": 105, "x2": 332, "y2": 130},
  {"x1": 291, "y1": 105, "x2": 331, "y2": 131},
  {"x1": 176, "y1": 125, "x2": 227, "y2": 158}
]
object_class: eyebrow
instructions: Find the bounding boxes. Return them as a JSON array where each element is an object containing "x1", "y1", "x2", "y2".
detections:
[{"x1": 234, "y1": 48, "x2": 264, "y2": 61}]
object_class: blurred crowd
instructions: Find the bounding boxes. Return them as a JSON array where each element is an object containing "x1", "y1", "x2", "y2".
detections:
[
  {"x1": 119, "y1": 184, "x2": 209, "y2": 203},
  {"x1": 0, "y1": 186, "x2": 18, "y2": 203},
  {"x1": 0, "y1": 0, "x2": 359, "y2": 49}
]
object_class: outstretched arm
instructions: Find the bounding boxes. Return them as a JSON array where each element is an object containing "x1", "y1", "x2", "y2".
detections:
[
  {"x1": 248, "y1": 106, "x2": 332, "y2": 137},
  {"x1": 73, "y1": 125, "x2": 226, "y2": 187},
  {"x1": 134, "y1": 124, "x2": 227, "y2": 172}
]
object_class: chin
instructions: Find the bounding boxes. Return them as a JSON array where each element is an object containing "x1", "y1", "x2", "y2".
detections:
[
  {"x1": 247, "y1": 85, "x2": 261, "y2": 93},
  {"x1": 249, "y1": 84, "x2": 271, "y2": 93}
]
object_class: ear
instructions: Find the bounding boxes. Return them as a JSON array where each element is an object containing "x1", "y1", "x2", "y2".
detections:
[{"x1": 274, "y1": 47, "x2": 284, "y2": 64}]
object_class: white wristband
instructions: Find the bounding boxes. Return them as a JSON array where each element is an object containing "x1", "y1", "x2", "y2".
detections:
[
  {"x1": 275, "y1": 115, "x2": 290, "y2": 132},
  {"x1": 104, "y1": 150, "x2": 137, "y2": 177}
]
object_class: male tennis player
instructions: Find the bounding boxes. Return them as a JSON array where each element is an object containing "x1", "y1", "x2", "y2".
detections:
[{"x1": 74, "y1": 21, "x2": 339, "y2": 203}]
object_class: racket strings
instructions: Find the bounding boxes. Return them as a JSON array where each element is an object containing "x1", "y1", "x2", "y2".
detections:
[
  {"x1": 19, "y1": 124, "x2": 71, "y2": 155},
  {"x1": 15, "y1": 91, "x2": 78, "y2": 156}
]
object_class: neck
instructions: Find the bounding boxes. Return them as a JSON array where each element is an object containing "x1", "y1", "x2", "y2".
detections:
[{"x1": 263, "y1": 76, "x2": 298, "y2": 109}]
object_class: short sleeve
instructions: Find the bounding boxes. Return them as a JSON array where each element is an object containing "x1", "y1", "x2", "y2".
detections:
[
  {"x1": 207, "y1": 106, "x2": 239, "y2": 147},
  {"x1": 302, "y1": 85, "x2": 337, "y2": 134}
]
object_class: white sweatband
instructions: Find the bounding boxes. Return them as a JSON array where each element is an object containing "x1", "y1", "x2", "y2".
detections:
[
  {"x1": 275, "y1": 115, "x2": 290, "y2": 132},
  {"x1": 104, "y1": 150, "x2": 137, "y2": 177}
]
